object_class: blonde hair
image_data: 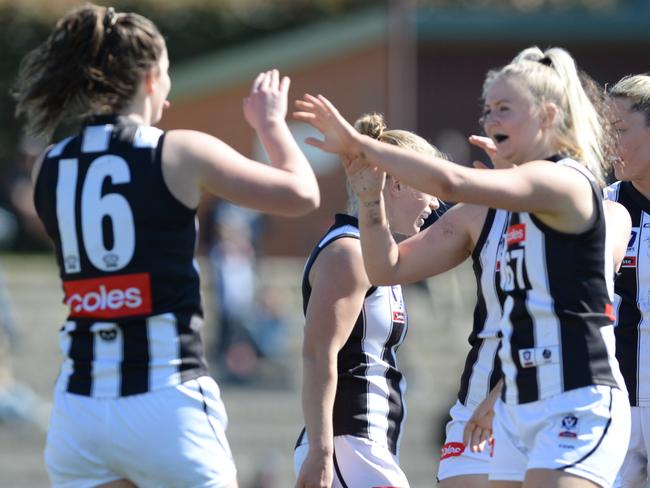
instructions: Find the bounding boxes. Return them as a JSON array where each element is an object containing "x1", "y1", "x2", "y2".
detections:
[
  {"x1": 483, "y1": 46, "x2": 610, "y2": 187},
  {"x1": 609, "y1": 74, "x2": 650, "y2": 126},
  {"x1": 346, "y1": 113, "x2": 444, "y2": 216}
]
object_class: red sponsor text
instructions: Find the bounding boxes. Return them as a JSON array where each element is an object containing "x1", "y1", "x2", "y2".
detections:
[
  {"x1": 440, "y1": 442, "x2": 465, "y2": 460},
  {"x1": 63, "y1": 273, "x2": 152, "y2": 318},
  {"x1": 506, "y1": 224, "x2": 526, "y2": 245}
]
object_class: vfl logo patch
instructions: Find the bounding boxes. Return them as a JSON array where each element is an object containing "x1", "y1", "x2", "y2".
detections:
[
  {"x1": 559, "y1": 414, "x2": 578, "y2": 438},
  {"x1": 63, "y1": 273, "x2": 152, "y2": 319},
  {"x1": 440, "y1": 442, "x2": 465, "y2": 460},
  {"x1": 506, "y1": 224, "x2": 526, "y2": 246}
]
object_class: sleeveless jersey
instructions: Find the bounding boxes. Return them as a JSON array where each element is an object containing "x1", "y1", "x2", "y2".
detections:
[
  {"x1": 33, "y1": 115, "x2": 207, "y2": 397},
  {"x1": 297, "y1": 214, "x2": 408, "y2": 455},
  {"x1": 457, "y1": 207, "x2": 508, "y2": 408},
  {"x1": 498, "y1": 158, "x2": 621, "y2": 405},
  {"x1": 605, "y1": 180, "x2": 650, "y2": 406}
]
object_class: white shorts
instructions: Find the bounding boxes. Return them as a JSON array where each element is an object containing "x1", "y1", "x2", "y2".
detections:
[
  {"x1": 45, "y1": 376, "x2": 237, "y2": 488},
  {"x1": 437, "y1": 400, "x2": 493, "y2": 482},
  {"x1": 614, "y1": 406, "x2": 650, "y2": 487},
  {"x1": 490, "y1": 385, "x2": 630, "y2": 488},
  {"x1": 294, "y1": 434, "x2": 409, "y2": 488}
]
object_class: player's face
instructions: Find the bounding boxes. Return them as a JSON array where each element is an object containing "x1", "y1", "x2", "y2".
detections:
[
  {"x1": 151, "y1": 48, "x2": 171, "y2": 124},
  {"x1": 482, "y1": 76, "x2": 548, "y2": 165},
  {"x1": 612, "y1": 97, "x2": 650, "y2": 182},
  {"x1": 386, "y1": 181, "x2": 439, "y2": 236}
]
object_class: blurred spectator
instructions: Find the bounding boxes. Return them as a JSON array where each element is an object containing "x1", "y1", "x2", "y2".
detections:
[
  {"x1": 208, "y1": 202, "x2": 290, "y2": 384},
  {"x1": 1, "y1": 135, "x2": 50, "y2": 251},
  {"x1": 0, "y1": 264, "x2": 44, "y2": 428}
]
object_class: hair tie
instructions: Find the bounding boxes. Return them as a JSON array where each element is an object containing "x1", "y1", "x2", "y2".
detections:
[
  {"x1": 104, "y1": 7, "x2": 118, "y2": 33},
  {"x1": 538, "y1": 56, "x2": 553, "y2": 67}
]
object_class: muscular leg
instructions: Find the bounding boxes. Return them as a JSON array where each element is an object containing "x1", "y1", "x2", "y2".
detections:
[
  {"x1": 439, "y1": 474, "x2": 490, "y2": 487},
  {"x1": 523, "y1": 469, "x2": 601, "y2": 488}
]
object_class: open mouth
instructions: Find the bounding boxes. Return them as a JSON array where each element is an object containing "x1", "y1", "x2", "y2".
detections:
[
  {"x1": 493, "y1": 134, "x2": 509, "y2": 144},
  {"x1": 416, "y1": 213, "x2": 431, "y2": 227}
]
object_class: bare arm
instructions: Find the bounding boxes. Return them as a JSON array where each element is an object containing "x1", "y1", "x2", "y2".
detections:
[
  {"x1": 604, "y1": 199, "x2": 632, "y2": 272},
  {"x1": 358, "y1": 199, "x2": 483, "y2": 285},
  {"x1": 163, "y1": 70, "x2": 320, "y2": 216},
  {"x1": 294, "y1": 94, "x2": 594, "y2": 233},
  {"x1": 297, "y1": 238, "x2": 370, "y2": 488}
]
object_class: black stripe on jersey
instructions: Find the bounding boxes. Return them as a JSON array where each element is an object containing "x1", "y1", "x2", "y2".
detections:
[
  {"x1": 67, "y1": 322, "x2": 94, "y2": 396},
  {"x1": 295, "y1": 427, "x2": 306, "y2": 449},
  {"x1": 558, "y1": 388, "x2": 613, "y2": 471},
  {"x1": 507, "y1": 213, "x2": 539, "y2": 404},
  {"x1": 383, "y1": 319, "x2": 406, "y2": 455},
  {"x1": 333, "y1": 450, "x2": 350, "y2": 488},
  {"x1": 458, "y1": 208, "x2": 496, "y2": 405},
  {"x1": 611, "y1": 182, "x2": 644, "y2": 405},
  {"x1": 120, "y1": 318, "x2": 149, "y2": 395},
  {"x1": 176, "y1": 313, "x2": 209, "y2": 383},
  {"x1": 333, "y1": 309, "x2": 371, "y2": 440}
]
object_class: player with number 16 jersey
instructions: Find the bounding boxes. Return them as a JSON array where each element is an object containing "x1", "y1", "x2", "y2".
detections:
[{"x1": 34, "y1": 116, "x2": 205, "y2": 398}]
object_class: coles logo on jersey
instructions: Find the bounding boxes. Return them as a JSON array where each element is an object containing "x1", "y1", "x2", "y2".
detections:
[
  {"x1": 440, "y1": 442, "x2": 465, "y2": 460},
  {"x1": 63, "y1": 273, "x2": 152, "y2": 318},
  {"x1": 506, "y1": 224, "x2": 526, "y2": 246}
]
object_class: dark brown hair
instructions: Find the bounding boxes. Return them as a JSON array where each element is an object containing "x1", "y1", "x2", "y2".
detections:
[{"x1": 13, "y1": 4, "x2": 165, "y2": 138}]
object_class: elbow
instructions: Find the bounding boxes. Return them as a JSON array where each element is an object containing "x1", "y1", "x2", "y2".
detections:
[
  {"x1": 279, "y1": 184, "x2": 321, "y2": 217},
  {"x1": 434, "y1": 173, "x2": 463, "y2": 202},
  {"x1": 366, "y1": 269, "x2": 393, "y2": 287}
]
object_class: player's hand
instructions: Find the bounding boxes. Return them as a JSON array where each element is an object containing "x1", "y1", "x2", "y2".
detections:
[
  {"x1": 243, "y1": 69, "x2": 290, "y2": 130},
  {"x1": 342, "y1": 154, "x2": 385, "y2": 203},
  {"x1": 293, "y1": 94, "x2": 360, "y2": 156},
  {"x1": 469, "y1": 135, "x2": 508, "y2": 169},
  {"x1": 462, "y1": 401, "x2": 494, "y2": 453},
  {"x1": 295, "y1": 452, "x2": 333, "y2": 488}
]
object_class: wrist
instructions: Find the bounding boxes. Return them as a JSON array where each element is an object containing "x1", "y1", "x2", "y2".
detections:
[{"x1": 255, "y1": 116, "x2": 287, "y2": 133}]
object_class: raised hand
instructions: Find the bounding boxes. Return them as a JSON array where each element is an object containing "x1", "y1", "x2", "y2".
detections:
[
  {"x1": 342, "y1": 154, "x2": 386, "y2": 203},
  {"x1": 469, "y1": 134, "x2": 512, "y2": 169},
  {"x1": 243, "y1": 69, "x2": 290, "y2": 130},
  {"x1": 293, "y1": 94, "x2": 359, "y2": 156}
]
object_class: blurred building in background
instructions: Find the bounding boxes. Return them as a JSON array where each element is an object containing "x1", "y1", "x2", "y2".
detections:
[{"x1": 2, "y1": 0, "x2": 649, "y2": 256}]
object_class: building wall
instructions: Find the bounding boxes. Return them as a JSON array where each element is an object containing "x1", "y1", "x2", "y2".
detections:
[{"x1": 159, "y1": 43, "x2": 389, "y2": 256}]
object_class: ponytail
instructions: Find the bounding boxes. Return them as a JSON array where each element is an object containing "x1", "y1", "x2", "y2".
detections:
[{"x1": 13, "y1": 4, "x2": 165, "y2": 138}]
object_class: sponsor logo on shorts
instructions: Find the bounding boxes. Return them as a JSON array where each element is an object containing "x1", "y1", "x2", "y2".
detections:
[
  {"x1": 559, "y1": 414, "x2": 578, "y2": 438},
  {"x1": 63, "y1": 273, "x2": 152, "y2": 318},
  {"x1": 440, "y1": 442, "x2": 465, "y2": 460},
  {"x1": 393, "y1": 311, "x2": 405, "y2": 324},
  {"x1": 506, "y1": 224, "x2": 526, "y2": 245}
]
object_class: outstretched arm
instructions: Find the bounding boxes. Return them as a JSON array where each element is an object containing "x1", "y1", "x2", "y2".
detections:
[{"x1": 294, "y1": 94, "x2": 595, "y2": 233}]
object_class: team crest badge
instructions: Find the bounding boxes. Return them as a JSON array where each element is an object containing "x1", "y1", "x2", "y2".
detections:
[{"x1": 559, "y1": 414, "x2": 578, "y2": 438}]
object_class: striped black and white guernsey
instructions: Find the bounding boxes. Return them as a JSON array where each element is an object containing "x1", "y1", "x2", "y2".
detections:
[
  {"x1": 498, "y1": 157, "x2": 621, "y2": 405},
  {"x1": 33, "y1": 114, "x2": 207, "y2": 398},
  {"x1": 456, "y1": 207, "x2": 508, "y2": 409},
  {"x1": 605, "y1": 180, "x2": 650, "y2": 406},
  {"x1": 296, "y1": 214, "x2": 408, "y2": 455}
]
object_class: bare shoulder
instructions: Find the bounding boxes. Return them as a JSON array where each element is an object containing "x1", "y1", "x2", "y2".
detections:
[
  {"x1": 604, "y1": 199, "x2": 632, "y2": 232},
  {"x1": 310, "y1": 236, "x2": 369, "y2": 289}
]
